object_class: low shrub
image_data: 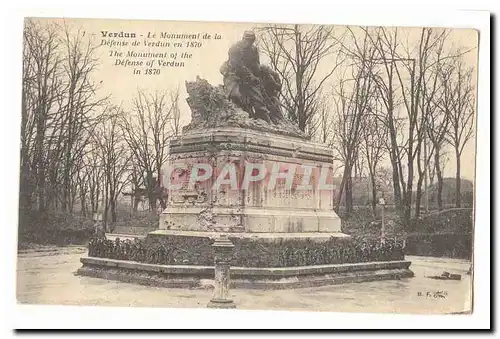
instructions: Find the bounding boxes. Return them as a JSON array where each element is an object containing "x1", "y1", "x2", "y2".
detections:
[
  {"x1": 18, "y1": 211, "x2": 95, "y2": 248},
  {"x1": 408, "y1": 208, "x2": 473, "y2": 234},
  {"x1": 89, "y1": 237, "x2": 174, "y2": 264},
  {"x1": 405, "y1": 233, "x2": 472, "y2": 260},
  {"x1": 340, "y1": 207, "x2": 473, "y2": 260}
]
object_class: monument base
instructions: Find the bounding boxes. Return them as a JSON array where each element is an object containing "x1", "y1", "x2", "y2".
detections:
[
  {"x1": 161, "y1": 127, "x2": 342, "y2": 234},
  {"x1": 76, "y1": 256, "x2": 414, "y2": 290},
  {"x1": 161, "y1": 206, "x2": 341, "y2": 233},
  {"x1": 76, "y1": 228, "x2": 413, "y2": 289},
  {"x1": 77, "y1": 124, "x2": 414, "y2": 289}
]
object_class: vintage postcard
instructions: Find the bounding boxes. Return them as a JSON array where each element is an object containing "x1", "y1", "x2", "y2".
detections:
[{"x1": 16, "y1": 14, "x2": 481, "y2": 324}]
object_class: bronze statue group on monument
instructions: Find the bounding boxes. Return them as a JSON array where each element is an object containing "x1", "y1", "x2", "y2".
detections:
[
  {"x1": 220, "y1": 30, "x2": 285, "y2": 125},
  {"x1": 182, "y1": 30, "x2": 304, "y2": 138}
]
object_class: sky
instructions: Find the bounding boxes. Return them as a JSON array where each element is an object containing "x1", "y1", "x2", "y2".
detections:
[{"x1": 28, "y1": 17, "x2": 479, "y2": 182}]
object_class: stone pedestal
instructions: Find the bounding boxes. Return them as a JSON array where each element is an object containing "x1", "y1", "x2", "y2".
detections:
[{"x1": 159, "y1": 127, "x2": 343, "y2": 235}]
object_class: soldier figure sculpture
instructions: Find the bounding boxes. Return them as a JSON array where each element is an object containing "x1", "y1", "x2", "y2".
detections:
[{"x1": 220, "y1": 30, "x2": 273, "y2": 123}]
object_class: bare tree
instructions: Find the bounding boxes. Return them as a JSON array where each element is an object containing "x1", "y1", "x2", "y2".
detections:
[
  {"x1": 423, "y1": 50, "x2": 459, "y2": 212},
  {"x1": 93, "y1": 106, "x2": 132, "y2": 229},
  {"x1": 257, "y1": 24, "x2": 344, "y2": 132},
  {"x1": 391, "y1": 28, "x2": 429, "y2": 224},
  {"x1": 57, "y1": 23, "x2": 107, "y2": 212},
  {"x1": 444, "y1": 58, "x2": 475, "y2": 207},
  {"x1": 332, "y1": 28, "x2": 378, "y2": 214},
  {"x1": 363, "y1": 27, "x2": 405, "y2": 211},
  {"x1": 380, "y1": 27, "x2": 450, "y2": 225},
  {"x1": 21, "y1": 19, "x2": 63, "y2": 214},
  {"x1": 414, "y1": 30, "x2": 449, "y2": 216},
  {"x1": 121, "y1": 88, "x2": 178, "y2": 210},
  {"x1": 21, "y1": 18, "x2": 107, "y2": 217}
]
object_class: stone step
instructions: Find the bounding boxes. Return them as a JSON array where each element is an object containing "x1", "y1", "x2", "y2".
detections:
[{"x1": 77, "y1": 257, "x2": 415, "y2": 290}]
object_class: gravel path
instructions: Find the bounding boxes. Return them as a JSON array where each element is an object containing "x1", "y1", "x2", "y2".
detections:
[{"x1": 16, "y1": 246, "x2": 472, "y2": 314}]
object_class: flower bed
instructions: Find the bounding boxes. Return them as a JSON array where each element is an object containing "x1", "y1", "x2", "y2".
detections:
[{"x1": 88, "y1": 236, "x2": 405, "y2": 268}]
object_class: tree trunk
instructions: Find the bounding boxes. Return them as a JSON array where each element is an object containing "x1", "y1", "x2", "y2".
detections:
[
  {"x1": 34, "y1": 127, "x2": 46, "y2": 214},
  {"x1": 403, "y1": 165, "x2": 413, "y2": 228},
  {"x1": 403, "y1": 132, "x2": 415, "y2": 227},
  {"x1": 80, "y1": 191, "x2": 87, "y2": 217},
  {"x1": 455, "y1": 148, "x2": 462, "y2": 208},
  {"x1": 346, "y1": 173, "x2": 353, "y2": 215},
  {"x1": 435, "y1": 150, "x2": 444, "y2": 211},
  {"x1": 334, "y1": 166, "x2": 347, "y2": 211},
  {"x1": 148, "y1": 191, "x2": 157, "y2": 210},
  {"x1": 103, "y1": 181, "x2": 109, "y2": 233},
  {"x1": 370, "y1": 176, "x2": 377, "y2": 218},
  {"x1": 69, "y1": 186, "x2": 75, "y2": 214},
  {"x1": 133, "y1": 194, "x2": 140, "y2": 213},
  {"x1": 146, "y1": 172, "x2": 157, "y2": 210},
  {"x1": 110, "y1": 197, "x2": 117, "y2": 223},
  {"x1": 415, "y1": 145, "x2": 424, "y2": 218},
  {"x1": 61, "y1": 185, "x2": 67, "y2": 212},
  {"x1": 388, "y1": 118, "x2": 402, "y2": 210},
  {"x1": 19, "y1": 160, "x2": 33, "y2": 213},
  {"x1": 415, "y1": 177, "x2": 423, "y2": 218}
]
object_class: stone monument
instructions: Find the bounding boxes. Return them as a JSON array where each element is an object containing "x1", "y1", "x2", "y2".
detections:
[
  {"x1": 77, "y1": 30, "x2": 413, "y2": 290},
  {"x1": 158, "y1": 30, "x2": 343, "y2": 237}
]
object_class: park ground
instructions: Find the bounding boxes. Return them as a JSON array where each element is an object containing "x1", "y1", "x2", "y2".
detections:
[{"x1": 16, "y1": 245, "x2": 471, "y2": 314}]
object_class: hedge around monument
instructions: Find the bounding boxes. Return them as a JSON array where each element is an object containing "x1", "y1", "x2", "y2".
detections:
[{"x1": 88, "y1": 235, "x2": 405, "y2": 268}]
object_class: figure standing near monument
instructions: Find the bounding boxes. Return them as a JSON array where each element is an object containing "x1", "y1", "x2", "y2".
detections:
[{"x1": 220, "y1": 30, "x2": 272, "y2": 123}]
